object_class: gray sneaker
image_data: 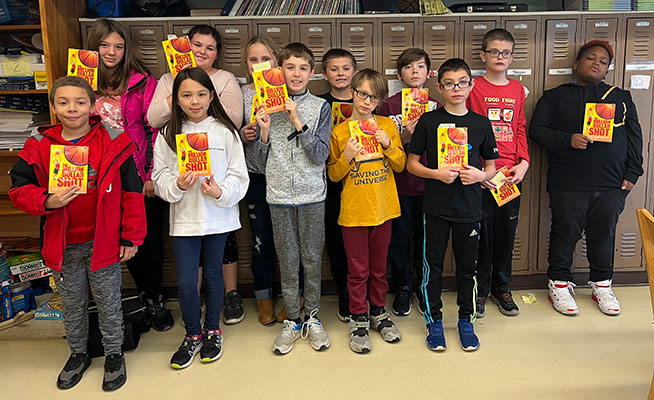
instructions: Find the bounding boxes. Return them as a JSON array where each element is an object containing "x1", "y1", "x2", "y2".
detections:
[
  {"x1": 272, "y1": 319, "x2": 302, "y2": 355},
  {"x1": 57, "y1": 353, "x2": 91, "y2": 390},
  {"x1": 301, "y1": 309, "x2": 331, "y2": 351},
  {"x1": 102, "y1": 353, "x2": 126, "y2": 391},
  {"x1": 348, "y1": 315, "x2": 371, "y2": 354},
  {"x1": 370, "y1": 310, "x2": 401, "y2": 343}
]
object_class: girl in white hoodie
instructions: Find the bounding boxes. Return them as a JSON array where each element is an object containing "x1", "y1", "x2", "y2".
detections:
[{"x1": 152, "y1": 68, "x2": 249, "y2": 369}]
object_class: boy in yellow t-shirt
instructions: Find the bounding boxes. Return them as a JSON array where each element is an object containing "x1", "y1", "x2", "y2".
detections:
[{"x1": 328, "y1": 69, "x2": 406, "y2": 354}]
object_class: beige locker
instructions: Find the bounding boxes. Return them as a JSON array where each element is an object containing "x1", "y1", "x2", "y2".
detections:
[
  {"x1": 125, "y1": 22, "x2": 167, "y2": 79},
  {"x1": 461, "y1": 19, "x2": 498, "y2": 78},
  {"x1": 421, "y1": 18, "x2": 458, "y2": 109},
  {"x1": 169, "y1": 20, "x2": 211, "y2": 38},
  {"x1": 380, "y1": 19, "x2": 417, "y2": 79},
  {"x1": 543, "y1": 18, "x2": 580, "y2": 91},
  {"x1": 255, "y1": 21, "x2": 293, "y2": 50},
  {"x1": 297, "y1": 20, "x2": 335, "y2": 95},
  {"x1": 214, "y1": 23, "x2": 252, "y2": 84},
  {"x1": 338, "y1": 21, "x2": 375, "y2": 70},
  {"x1": 581, "y1": 16, "x2": 623, "y2": 87}
]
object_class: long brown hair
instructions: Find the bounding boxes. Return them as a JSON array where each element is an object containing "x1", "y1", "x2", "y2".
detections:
[
  {"x1": 242, "y1": 35, "x2": 280, "y2": 82},
  {"x1": 189, "y1": 24, "x2": 222, "y2": 69},
  {"x1": 87, "y1": 19, "x2": 151, "y2": 96},
  {"x1": 163, "y1": 68, "x2": 239, "y2": 152}
]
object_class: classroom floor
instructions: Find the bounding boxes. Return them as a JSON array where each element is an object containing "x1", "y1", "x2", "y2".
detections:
[{"x1": 2, "y1": 286, "x2": 653, "y2": 399}]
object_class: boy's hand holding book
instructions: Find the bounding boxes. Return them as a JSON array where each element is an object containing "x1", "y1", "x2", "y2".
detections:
[
  {"x1": 571, "y1": 133, "x2": 592, "y2": 149},
  {"x1": 120, "y1": 246, "x2": 138, "y2": 262},
  {"x1": 400, "y1": 118, "x2": 419, "y2": 145},
  {"x1": 434, "y1": 167, "x2": 460, "y2": 184},
  {"x1": 177, "y1": 171, "x2": 197, "y2": 190},
  {"x1": 459, "y1": 163, "x2": 487, "y2": 186},
  {"x1": 284, "y1": 98, "x2": 303, "y2": 131},
  {"x1": 344, "y1": 137, "x2": 362, "y2": 163},
  {"x1": 45, "y1": 186, "x2": 81, "y2": 209},
  {"x1": 374, "y1": 129, "x2": 391, "y2": 149},
  {"x1": 201, "y1": 174, "x2": 223, "y2": 199}
]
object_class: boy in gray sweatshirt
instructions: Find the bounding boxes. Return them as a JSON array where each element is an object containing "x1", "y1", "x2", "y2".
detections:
[{"x1": 254, "y1": 43, "x2": 332, "y2": 355}]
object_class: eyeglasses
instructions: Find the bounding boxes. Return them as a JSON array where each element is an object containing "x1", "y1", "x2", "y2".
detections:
[
  {"x1": 353, "y1": 88, "x2": 380, "y2": 103},
  {"x1": 440, "y1": 80, "x2": 471, "y2": 91},
  {"x1": 483, "y1": 49, "x2": 514, "y2": 58}
]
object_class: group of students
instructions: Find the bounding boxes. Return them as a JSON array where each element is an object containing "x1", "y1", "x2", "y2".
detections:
[{"x1": 8, "y1": 18, "x2": 643, "y2": 391}]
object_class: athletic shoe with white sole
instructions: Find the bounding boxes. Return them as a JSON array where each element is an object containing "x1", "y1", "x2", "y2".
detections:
[
  {"x1": 548, "y1": 280, "x2": 579, "y2": 315},
  {"x1": 589, "y1": 280, "x2": 621, "y2": 315},
  {"x1": 370, "y1": 310, "x2": 401, "y2": 343},
  {"x1": 170, "y1": 334, "x2": 203, "y2": 369},
  {"x1": 349, "y1": 315, "x2": 371, "y2": 354},
  {"x1": 272, "y1": 319, "x2": 301, "y2": 355},
  {"x1": 302, "y1": 309, "x2": 331, "y2": 351}
]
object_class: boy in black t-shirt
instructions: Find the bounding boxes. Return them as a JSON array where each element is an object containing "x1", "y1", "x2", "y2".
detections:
[{"x1": 408, "y1": 58, "x2": 498, "y2": 352}]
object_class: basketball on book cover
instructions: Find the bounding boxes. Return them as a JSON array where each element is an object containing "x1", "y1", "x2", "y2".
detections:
[{"x1": 395, "y1": 0, "x2": 419, "y2": 13}]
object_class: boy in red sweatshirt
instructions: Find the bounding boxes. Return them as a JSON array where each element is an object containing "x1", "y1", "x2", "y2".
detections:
[{"x1": 9, "y1": 76, "x2": 146, "y2": 391}]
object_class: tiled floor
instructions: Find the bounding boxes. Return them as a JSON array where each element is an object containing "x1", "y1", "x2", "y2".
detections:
[{"x1": 2, "y1": 286, "x2": 653, "y2": 399}]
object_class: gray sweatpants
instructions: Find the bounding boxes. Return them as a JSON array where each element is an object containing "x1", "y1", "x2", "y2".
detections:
[
  {"x1": 53, "y1": 241, "x2": 123, "y2": 355},
  {"x1": 270, "y1": 202, "x2": 325, "y2": 320}
]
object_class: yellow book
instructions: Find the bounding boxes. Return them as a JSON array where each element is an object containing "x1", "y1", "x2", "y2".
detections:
[
  {"x1": 176, "y1": 133, "x2": 211, "y2": 177},
  {"x1": 250, "y1": 93, "x2": 263, "y2": 124},
  {"x1": 583, "y1": 102, "x2": 615, "y2": 143},
  {"x1": 252, "y1": 63, "x2": 288, "y2": 114},
  {"x1": 437, "y1": 127, "x2": 468, "y2": 168},
  {"x1": 490, "y1": 167, "x2": 521, "y2": 206},
  {"x1": 348, "y1": 118, "x2": 382, "y2": 162},
  {"x1": 331, "y1": 102, "x2": 353, "y2": 128},
  {"x1": 162, "y1": 36, "x2": 197, "y2": 78},
  {"x1": 67, "y1": 49, "x2": 98, "y2": 91},
  {"x1": 401, "y1": 88, "x2": 429, "y2": 126},
  {"x1": 48, "y1": 145, "x2": 88, "y2": 194}
]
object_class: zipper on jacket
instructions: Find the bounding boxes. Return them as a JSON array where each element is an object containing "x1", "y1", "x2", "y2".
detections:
[{"x1": 98, "y1": 142, "x2": 133, "y2": 189}]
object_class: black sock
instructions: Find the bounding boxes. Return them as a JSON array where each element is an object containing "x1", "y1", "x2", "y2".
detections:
[
  {"x1": 292, "y1": 318, "x2": 302, "y2": 325},
  {"x1": 370, "y1": 306, "x2": 385, "y2": 316}
]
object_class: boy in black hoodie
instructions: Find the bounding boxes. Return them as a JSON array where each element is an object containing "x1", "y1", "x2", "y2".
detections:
[{"x1": 530, "y1": 41, "x2": 643, "y2": 316}]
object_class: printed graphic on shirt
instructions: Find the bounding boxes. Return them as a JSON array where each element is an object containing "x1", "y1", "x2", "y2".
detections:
[
  {"x1": 488, "y1": 108, "x2": 501, "y2": 121},
  {"x1": 96, "y1": 96, "x2": 123, "y2": 130},
  {"x1": 348, "y1": 159, "x2": 390, "y2": 186},
  {"x1": 502, "y1": 108, "x2": 513, "y2": 122},
  {"x1": 492, "y1": 124, "x2": 514, "y2": 142}
]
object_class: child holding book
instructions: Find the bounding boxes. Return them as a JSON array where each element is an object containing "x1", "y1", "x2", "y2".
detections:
[
  {"x1": 253, "y1": 43, "x2": 331, "y2": 354},
  {"x1": 151, "y1": 68, "x2": 248, "y2": 368},
  {"x1": 328, "y1": 69, "x2": 405, "y2": 353},
  {"x1": 239, "y1": 35, "x2": 280, "y2": 325},
  {"x1": 378, "y1": 48, "x2": 440, "y2": 316},
  {"x1": 530, "y1": 41, "x2": 643, "y2": 316},
  {"x1": 148, "y1": 24, "x2": 246, "y2": 324},
  {"x1": 318, "y1": 48, "x2": 357, "y2": 322},
  {"x1": 9, "y1": 76, "x2": 146, "y2": 391},
  {"x1": 408, "y1": 58, "x2": 498, "y2": 352},
  {"x1": 86, "y1": 18, "x2": 173, "y2": 331},
  {"x1": 467, "y1": 29, "x2": 529, "y2": 318}
]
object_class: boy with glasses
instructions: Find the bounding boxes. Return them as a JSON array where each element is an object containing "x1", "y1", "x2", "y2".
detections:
[
  {"x1": 408, "y1": 58, "x2": 498, "y2": 352},
  {"x1": 467, "y1": 28, "x2": 529, "y2": 318}
]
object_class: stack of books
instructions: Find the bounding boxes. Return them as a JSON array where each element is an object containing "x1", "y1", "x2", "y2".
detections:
[
  {"x1": 223, "y1": 0, "x2": 361, "y2": 16},
  {"x1": 0, "y1": 110, "x2": 49, "y2": 150}
]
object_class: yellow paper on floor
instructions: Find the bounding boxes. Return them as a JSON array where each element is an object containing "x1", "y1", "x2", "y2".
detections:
[{"x1": 521, "y1": 293, "x2": 537, "y2": 304}]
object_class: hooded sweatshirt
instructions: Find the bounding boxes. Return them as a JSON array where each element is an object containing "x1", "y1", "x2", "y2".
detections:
[{"x1": 530, "y1": 81, "x2": 643, "y2": 192}]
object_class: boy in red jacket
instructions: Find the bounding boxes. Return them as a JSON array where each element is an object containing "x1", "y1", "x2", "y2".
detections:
[{"x1": 9, "y1": 76, "x2": 146, "y2": 391}]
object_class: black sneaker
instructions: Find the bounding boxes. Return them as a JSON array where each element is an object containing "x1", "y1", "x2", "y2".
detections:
[
  {"x1": 223, "y1": 290, "x2": 244, "y2": 325},
  {"x1": 476, "y1": 296, "x2": 487, "y2": 318},
  {"x1": 151, "y1": 294, "x2": 174, "y2": 332},
  {"x1": 102, "y1": 353, "x2": 126, "y2": 391},
  {"x1": 200, "y1": 329, "x2": 224, "y2": 363},
  {"x1": 392, "y1": 286, "x2": 412, "y2": 316},
  {"x1": 57, "y1": 353, "x2": 91, "y2": 390},
  {"x1": 170, "y1": 334, "x2": 203, "y2": 369},
  {"x1": 491, "y1": 291, "x2": 520, "y2": 316},
  {"x1": 337, "y1": 286, "x2": 350, "y2": 322}
]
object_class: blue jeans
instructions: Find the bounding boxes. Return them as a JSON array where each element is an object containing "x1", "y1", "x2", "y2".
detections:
[
  {"x1": 174, "y1": 234, "x2": 227, "y2": 336},
  {"x1": 244, "y1": 172, "x2": 275, "y2": 299}
]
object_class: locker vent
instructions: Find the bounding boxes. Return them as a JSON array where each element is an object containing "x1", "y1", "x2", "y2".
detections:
[
  {"x1": 553, "y1": 30, "x2": 571, "y2": 60},
  {"x1": 222, "y1": 36, "x2": 245, "y2": 67},
  {"x1": 388, "y1": 29, "x2": 410, "y2": 66},
  {"x1": 513, "y1": 32, "x2": 530, "y2": 62},
  {"x1": 305, "y1": 32, "x2": 329, "y2": 61},
  {"x1": 620, "y1": 232, "x2": 637, "y2": 258},
  {"x1": 632, "y1": 27, "x2": 652, "y2": 60},
  {"x1": 427, "y1": 32, "x2": 451, "y2": 60},
  {"x1": 512, "y1": 236, "x2": 522, "y2": 261},
  {"x1": 470, "y1": 33, "x2": 485, "y2": 62},
  {"x1": 138, "y1": 36, "x2": 159, "y2": 65},
  {"x1": 346, "y1": 32, "x2": 368, "y2": 65},
  {"x1": 591, "y1": 24, "x2": 611, "y2": 41}
]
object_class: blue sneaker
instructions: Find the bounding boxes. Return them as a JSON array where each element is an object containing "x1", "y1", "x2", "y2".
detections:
[
  {"x1": 425, "y1": 320, "x2": 446, "y2": 351},
  {"x1": 457, "y1": 319, "x2": 480, "y2": 351}
]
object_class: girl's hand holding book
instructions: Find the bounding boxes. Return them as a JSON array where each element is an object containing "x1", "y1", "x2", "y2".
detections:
[
  {"x1": 256, "y1": 105, "x2": 271, "y2": 143},
  {"x1": 344, "y1": 137, "x2": 362, "y2": 163},
  {"x1": 374, "y1": 129, "x2": 391, "y2": 149},
  {"x1": 201, "y1": 175, "x2": 223, "y2": 199},
  {"x1": 242, "y1": 122, "x2": 257, "y2": 142},
  {"x1": 177, "y1": 171, "x2": 197, "y2": 190},
  {"x1": 45, "y1": 186, "x2": 81, "y2": 209}
]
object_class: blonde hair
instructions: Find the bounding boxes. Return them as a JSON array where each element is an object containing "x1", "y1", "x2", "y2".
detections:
[
  {"x1": 242, "y1": 35, "x2": 280, "y2": 81},
  {"x1": 351, "y1": 69, "x2": 388, "y2": 101}
]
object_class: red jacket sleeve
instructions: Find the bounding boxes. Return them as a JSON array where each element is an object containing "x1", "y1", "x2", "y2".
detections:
[
  {"x1": 9, "y1": 156, "x2": 55, "y2": 216},
  {"x1": 118, "y1": 156, "x2": 146, "y2": 247},
  {"x1": 515, "y1": 84, "x2": 530, "y2": 164}
]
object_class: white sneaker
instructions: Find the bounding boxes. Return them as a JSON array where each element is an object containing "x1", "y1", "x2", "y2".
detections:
[
  {"x1": 548, "y1": 280, "x2": 579, "y2": 315},
  {"x1": 272, "y1": 320, "x2": 301, "y2": 355},
  {"x1": 589, "y1": 280, "x2": 621, "y2": 315},
  {"x1": 301, "y1": 309, "x2": 331, "y2": 351}
]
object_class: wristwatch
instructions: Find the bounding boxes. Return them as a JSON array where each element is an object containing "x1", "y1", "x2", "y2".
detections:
[{"x1": 287, "y1": 124, "x2": 309, "y2": 141}]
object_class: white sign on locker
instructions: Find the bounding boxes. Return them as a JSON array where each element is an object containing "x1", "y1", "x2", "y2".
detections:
[
  {"x1": 555, "y1": 22, "x2": 569, "y2": 29},
  {"x1": 549, "y1": 68, "x2": 573, "y2": 75},
  {"x1": 595, "y1": 21, "x2": 609, "y2": 28},
  {"x1": 630, "y1": 75, "x2": 651, "y2": 90},
  {"x1": 513, "y1": 24, "x2": 528, "y2": 29},
  {"x1": 385, "y1": 69, "x2": 398, "y2": 75},
  {"x1": 391, "y1": 26, "x2": 405, "y2": 31},
  {"x1": 507, "y1": 69, "x2": 532, "y2": 75},
  {"x1": 267, "y1": 27, "x2": 281, "y2": 33},
  {"x1": 350, "y1": 26, "x2": 364, "y2": 32},
  {"x1": 224, "y1": 28, "x2": 239, "y2": 34},
  {"x1": 431, "y1": 24, "x2": 446, "y2": 30},
  {"x1": 473, "y1": 24, "x2": 488, "y2": 30},
  {"x1": 636, "y1": 21, "x2": 650, "y2": 27},
  {"x1": 308, "y1": 26, "x2": 323, "y2": 32},
  {"x1": 140, "y1": 29, "x2": 155, "y2": 35}
]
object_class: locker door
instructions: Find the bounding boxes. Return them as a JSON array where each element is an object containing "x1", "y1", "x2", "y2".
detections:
[
  {"x1": 80, "y1": 21, "x2": 97, "y2": 49},
  {"x1": 169, "y1": 20, "x2": 210, "y2": 38},
  {"x1": 255, "y1": 21, "x2": 293, "y2": 50},
  {"x1": 461, "y1": 19, "x2": 498, "y2": 78},
  {"x1": 422, "y1": 18, "x2": 458, "y2": 109},
  {"x1": 298, "y1": 21, "x2": 335, "y2": 95},
  {"x1": 582, "y1": 17, "x2": 621, "y2": 86},
  {"x1": 380, "y1": 20, "x2": 416, "y2": 78},
  {"x1": 339, "y1": 21, "x2": 375, "y2": 70},
  {"x1": 543, "y1": 18, "x2": 579, "y2": 90},
  {"x1": 214, "y1": 23, "x2": 252, "y2": 84},
  {"x1": 125, "y1": 22, "x2": 167, "y2": 79}
]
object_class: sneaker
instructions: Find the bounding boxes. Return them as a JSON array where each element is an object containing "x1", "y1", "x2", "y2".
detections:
[
  {"x1": 301, "y1": 309, "x2": 331, "y2": 351},
  {"x1": 151, "y1": 295, "x2": 174, "y2": 331},
  {"x1": 370, "y1": 310, "x2": 401, "y2": 343},
  {"x1": 337, "y1": 286, "x2": 351, "y2": 322},
  {"x1": 200, "y1": 329, "x2": 224, "y2": 362},
  {"x1": 170, "y1": 334, "x2": 203, "y2": 369},
  {"x1": 548, "y1": 280, "x2": 579, "y2": 315},
  {"x1": 476, "y1": 296, "x2": 487, "y2": 319},
  {"x1": 102, "y1": 353, "x2": 126, "y2": 391},
  {"x1": 57, "y1": 353, "x2": 91, "y2": 390},
  {"x1": 589, "y1": 280, "x2": 621, "y2": 315},
  {"x1": 223, "y1": 290, "x2": 245, "y2": 325},
  {"x1": 490, "y1": 291, "x2": 520, "y2": 316},
  {"x1": 272, "y1": 320, "x2": 302, "y2": 355},
  {"x1": 348, "y1": 315, "x2": 371, "y2": 354},
  {"x1": 392, "y1": 286, "x2": 412, "y2": 316},
  {"x1": 416, "y1": 295, "x2": 426, "y2": 316},
  {"x1": 457, "y1": 319, "x2": 480, "y2": 351},
  {"x1": 425, "y1": 320, "x2": 446, "y2": 351}
]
